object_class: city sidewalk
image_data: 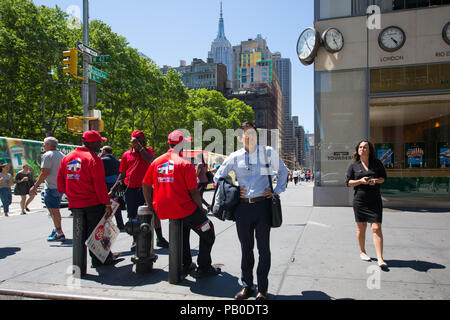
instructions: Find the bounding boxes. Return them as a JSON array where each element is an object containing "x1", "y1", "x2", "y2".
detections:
[
  {"x1": 0, "y1": 183, "x2": 449, "y2": 300},
  {"x1": 1, "y1": 189, "x2": 46, "y2": 217}
]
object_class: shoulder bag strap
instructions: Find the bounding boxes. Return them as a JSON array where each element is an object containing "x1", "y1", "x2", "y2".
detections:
[{"x1": 263, "y1": 147, "x2": 274, "y2": 193}]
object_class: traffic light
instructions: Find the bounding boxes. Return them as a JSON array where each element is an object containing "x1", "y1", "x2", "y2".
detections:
[
  {"x1": 88, "y1": 118, "x2": 104, "y2": 132},
  {"x1": 66, "y1": 117, "x2": 83, "y2": 134},
  {"x1": 63, "y1": 48, "x2": 78, "y2": 77}
]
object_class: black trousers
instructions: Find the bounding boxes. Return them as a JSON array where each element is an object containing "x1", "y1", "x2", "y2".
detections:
[
  {"x1": 182, "y1": 207, "x2": 215, "y2": 270},
  {"x1": 71, "y1": 204, "x2": 112, "y2": 266},
  {"x1": 198, "y1": 182, "x2": 210, "y2": 206},
  {"x1": 124, "y1": 187, "x2": 145, "y2": 219},
  {"x1": 235, "y1": 199, "x2": 271, "y2": 294}
]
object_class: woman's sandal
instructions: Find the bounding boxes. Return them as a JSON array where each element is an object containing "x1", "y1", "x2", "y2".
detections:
[
  {"x1": 360, "y1": 253, "x2": 371, "y2": 261},
  {"x1": 378, "y1": 261, "x2": 389, "y2": 271}
]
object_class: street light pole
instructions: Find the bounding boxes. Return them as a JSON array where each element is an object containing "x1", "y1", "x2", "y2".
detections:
[{"x1": 82, "y1": 0, "x2": 89, "y2": 131}]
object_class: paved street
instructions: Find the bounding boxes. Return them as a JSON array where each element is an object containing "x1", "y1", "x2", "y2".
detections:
[{"x1": 0, "y1": 182, "x2": 449, "y2": 300}]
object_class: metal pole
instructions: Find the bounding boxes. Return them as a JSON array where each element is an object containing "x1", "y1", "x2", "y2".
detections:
[
  {"x1": 168, "y1": 219, "x2": 183, "y2": 284},
  {"x1": 82, "y1": 0, "x2": 89, "y2": 131},
  {"x1": 72, "y1": 210, "x2": 87, "y2": 277}
]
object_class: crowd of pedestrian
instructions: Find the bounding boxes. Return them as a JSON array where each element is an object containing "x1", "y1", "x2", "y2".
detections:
[
  {"x1": 286, "y1": 169, "x2": 312, "y2": 186},
  {"x1": 0, "y1": 122, "x2": 389, "y2": 300}
]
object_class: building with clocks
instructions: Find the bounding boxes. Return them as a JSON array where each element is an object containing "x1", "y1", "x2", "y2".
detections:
[{"x1": 300, "y1": 0, "x2": 450, "y2": 208}]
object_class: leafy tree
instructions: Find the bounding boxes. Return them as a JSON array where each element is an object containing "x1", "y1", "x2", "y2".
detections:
[{"x1": 0, "y1": 0, "x2": 254, "y2": 159}]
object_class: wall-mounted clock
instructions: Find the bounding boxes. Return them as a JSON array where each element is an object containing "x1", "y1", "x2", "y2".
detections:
[
  {"x1": 378, "y1": 26, "x2": 406, "y2": 52},
  {"x1": 322, "y1": 28, "x2": 344, "y2": 53},
  {"x1": 443, "y1": 22, "x2": 450, "y2": 45},
  {"x1": 296, "y1": 27, "x2": 320, "y2": 66}
]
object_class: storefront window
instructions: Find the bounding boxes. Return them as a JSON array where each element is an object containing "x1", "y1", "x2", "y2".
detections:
[
  {"x1": 315, "y1": 70, "x2": 367, "y2": 186},
  {"x1": 318, "y1": 0, "x2": 450, "y2": 19},
  {"x1": 370, "y1": 64, "x2": 450, "y2": 202},
  {"x1": 372, "y1": 0, "x2": 450, "y2": 13},
  {"x1": 371, "y1": 64, "x2": 450, "y2": 94},
  {"x1": 318, "y1": 0, "x2": 370, "y2": 19}
]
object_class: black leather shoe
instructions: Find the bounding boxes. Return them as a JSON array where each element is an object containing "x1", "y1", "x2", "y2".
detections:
[
  {"x1": 234, "y1": 286, "x2": 254, "y2": 300},
  {"x1": 256, "y1": 292, "x2": 268, "y2": 300},
  {"x1": 156, "y1": 237, "x2": 169, "y2": 248},
  {"x1": 91, "y1": 253, "x2": 122, "y2": 268},
  {"x1": 194, "y1": 265, "x2": 221, "y2": 278},
  {"x1": 183, "y1": 262, "x2": 197, "y2": 275}
]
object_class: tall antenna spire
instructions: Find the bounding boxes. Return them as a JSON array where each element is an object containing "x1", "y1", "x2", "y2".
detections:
[{"x1": 215, "y1": 1, "x2": 227, "y2": 41}]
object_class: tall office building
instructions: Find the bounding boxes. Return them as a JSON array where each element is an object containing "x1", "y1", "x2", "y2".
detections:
[
  {"x1": 273, "y1": 52, "x2": 296, "y2": 167},
  {"x1": 161, "y1": 58, "x2": 228, "y2": 94},
  {"x1": 228, "y1": 35, "x2": 285, "y2": 157},
  {"x1": 292, "y1": 116, "x2": 306, "y2": 168},
  {"x1": 308, "y1": 0, "x2": 449, "y2": 208},
  {"x1": 208, "y1": 2, "x2": 233, "y2": 81},
  {"x1": 232, "y1": 35, "x2": 273, "y2": 90}
]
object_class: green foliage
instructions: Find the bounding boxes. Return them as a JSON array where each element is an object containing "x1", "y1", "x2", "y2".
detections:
[{"x1": 0, "y1": 0, "x2": 254, "y2": 158}]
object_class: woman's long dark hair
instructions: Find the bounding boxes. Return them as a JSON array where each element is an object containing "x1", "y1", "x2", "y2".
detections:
[{"x1": 352, "y1": 140, "x2": 376, "y2": 162}]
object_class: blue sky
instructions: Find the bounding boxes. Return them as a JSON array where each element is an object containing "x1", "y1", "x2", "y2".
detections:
[{"x1": 32, "y1": 0, "x2": 315, "y2": 133}]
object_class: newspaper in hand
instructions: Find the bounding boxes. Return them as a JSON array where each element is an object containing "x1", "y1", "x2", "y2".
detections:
[{"x1": 85, "y1": 199, "x2": 120, "y2": 263}]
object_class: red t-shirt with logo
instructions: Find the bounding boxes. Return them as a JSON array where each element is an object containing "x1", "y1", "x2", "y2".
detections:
[
  {"x1": 57, "y1": 147, "x2": 110, "y2": 209},
  {"x1": 119, "y1": 147, "x2": 154, "y2": 188},
  {"x1": 142, "y1": 149, "x2": 198, "y2": 220}
]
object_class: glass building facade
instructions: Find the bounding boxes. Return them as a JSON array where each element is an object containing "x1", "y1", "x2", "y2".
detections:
[{"x1": 313, "y1": 0, "x2": 450, "y2": 208}]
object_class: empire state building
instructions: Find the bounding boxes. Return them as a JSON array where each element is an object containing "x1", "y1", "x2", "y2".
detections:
[{"x1": 208, "y1": 2, "x2": 232, "y2": 81}]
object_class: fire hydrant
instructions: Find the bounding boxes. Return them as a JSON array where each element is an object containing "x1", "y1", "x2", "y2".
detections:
[{"x1": 125, "y1": 205, "x2": 158, "y2": 274}]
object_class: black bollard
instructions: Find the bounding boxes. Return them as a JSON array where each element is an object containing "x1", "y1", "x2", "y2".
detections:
[
  {"x1": 168, "y1": 219, "x2": 183, "y2": 284},
  {"x1": 72, "y1": 209, "x2": 87, "y2": 277}
]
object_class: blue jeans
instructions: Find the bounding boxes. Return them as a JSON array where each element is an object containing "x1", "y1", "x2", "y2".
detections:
[{"x1": 0, "y1": 187, "x2": 12, "y2": 214}]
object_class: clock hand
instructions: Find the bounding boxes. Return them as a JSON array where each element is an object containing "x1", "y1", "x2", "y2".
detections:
[{"x1": 306, "y1": 42, "x2": 311, "y2": 51}]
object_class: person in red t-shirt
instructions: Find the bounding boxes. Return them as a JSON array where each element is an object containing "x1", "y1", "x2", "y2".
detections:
[
  {"x1": 57, "y1": 130, "x2": 120, "y2": 268},
  {"x1": 109, "y1": 130, "x2": 168, "y2": 250},
  {"x1": 142, "y1": 130, "x2": 221, "y2": 278}
]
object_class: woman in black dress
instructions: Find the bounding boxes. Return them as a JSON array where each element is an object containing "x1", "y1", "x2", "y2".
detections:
[
  {"x1": 14, "y1": 164, "x2": 35, "y2": 215},
  {"x1": 345, "y1": 140, "x2": 388, "y2": 270}
]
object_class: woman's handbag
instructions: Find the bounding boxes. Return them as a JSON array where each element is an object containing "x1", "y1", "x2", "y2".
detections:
[{"x1": 263, "y1": 147, "x2": 282, "y2": 228}]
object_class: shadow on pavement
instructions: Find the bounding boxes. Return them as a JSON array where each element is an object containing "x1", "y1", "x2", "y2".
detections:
[
  {"x1": 179, "y1": 271, "x2": 241, "y2": 299},
  {"x1": 275, "y1": 291, "x2": 354, "y2": 300},
  {"x1": 49, "y1": 239, "x2": 73, "y2": 248},
  {"x1": 385, "y1": 260, "x2": 446, "y2": 272},
  {"x1": 0, "y1": 247, "x2": 21, "y2": 259},
  {"x1": 84, "y1": 264, "x2": 169, "y2": 287}
]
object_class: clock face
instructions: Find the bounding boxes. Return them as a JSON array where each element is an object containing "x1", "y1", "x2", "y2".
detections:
[
  {"x1": 443, "y1": 22, "x2": 450, "y2": 45},
  {"x1": 379, "y1": 26, "x2": 406, "y2": 52},
  {"x1": 297, "y1": 28, "x2": 320, "y2": 65},
  {"x1": 323, "y1": 28, "x2": 344, "y2": 53}
]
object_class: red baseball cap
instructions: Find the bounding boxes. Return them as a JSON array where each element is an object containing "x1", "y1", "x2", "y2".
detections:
[
  {"x1": 168, "y1": 130, "x2": 193, "y2": 146},
  {"x1": 131, "y1": 130, "x2": 145, "y2": 138},
  {"x1": 82, "y1": 130, "x2": 107, "y2": 142}
]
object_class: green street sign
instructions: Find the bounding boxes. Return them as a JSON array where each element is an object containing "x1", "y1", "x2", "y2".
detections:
[
  {"x1": 89, "y1": 55, "x2": 110, "y2": 63},
  {"x1": 88, "y1": 65, "x2": 108, "y2": 79},
  {"x1": 88, "y1": 72, "x2": 102, "y2": 83}
]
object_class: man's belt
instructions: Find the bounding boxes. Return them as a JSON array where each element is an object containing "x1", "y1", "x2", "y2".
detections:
[{"x1": 240, "y1": 196, "x2": 267, "y2": 204}]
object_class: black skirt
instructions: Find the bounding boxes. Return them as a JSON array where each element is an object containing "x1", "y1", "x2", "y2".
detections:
[{"x1": 353, "y1": 191, "x2": 383, "y2": 223}]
